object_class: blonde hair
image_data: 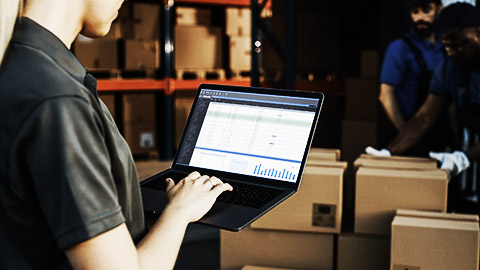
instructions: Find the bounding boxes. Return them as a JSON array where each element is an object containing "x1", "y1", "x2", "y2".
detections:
[{"x1": 0, "y1": 0, "x2": 22, "y2": 65}]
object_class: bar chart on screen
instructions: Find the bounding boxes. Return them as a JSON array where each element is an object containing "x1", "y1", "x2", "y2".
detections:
[{"x1": 189, "y1": 101, "x2": 314, "y2": 182}]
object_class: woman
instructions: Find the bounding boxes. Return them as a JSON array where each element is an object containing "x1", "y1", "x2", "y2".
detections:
[{"x1": 0, "y1": 0, "x2": 232, "y2": 269}]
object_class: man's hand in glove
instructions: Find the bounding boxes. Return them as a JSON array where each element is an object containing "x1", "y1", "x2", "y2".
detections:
[
  {"x1": 365, "y1": 146, "x2": 391, "y2": 157},
  {"x1": 429, "y1": 151, "x2": 470, "y2": 177}
]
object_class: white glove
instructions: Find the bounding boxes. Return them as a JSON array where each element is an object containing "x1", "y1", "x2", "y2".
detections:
[
  {"x1": 365, "y1": 146, "x2": 391, "y2": 157},
  {"x1": 429, "y1": 151, "x2": 470, "y2": 177}
]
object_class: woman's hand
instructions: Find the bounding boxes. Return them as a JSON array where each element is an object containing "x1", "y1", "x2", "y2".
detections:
[{"x1": 164, "y1": 171, "x2": 233, "y2": 223}]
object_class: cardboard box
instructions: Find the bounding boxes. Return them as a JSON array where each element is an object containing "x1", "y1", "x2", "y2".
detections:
[
  {"x1": 341, "y1": 119, "x2": 377, "y2": 163},
  {"x1": 226, "y1": 7, "x2": 251, "y2": 36},
  {"x1": 74, "y1": 37, "x2": 119, "y2": 69},
  {"x1": 306, "y1": 160, "x2": 347, "y2": 169},
  {"x1": 133, "y1": 3, "x2": 160, "y2": 39},
  {"x1": 391, "y1": 210, "x2": 480, "y2": 270},
  {"x1": 355, "y1": 167, "x2": 449, "y2": 235},
  {"x1": 175, "y1": 25, "x2": 222, "y2": 69},
  {"x1": 123, "y1": 93, "x2": 155, "y2": 123},
  {"x1": 230, "y1": 36, "x2": 251, "y2": 71},
  {"x1": 354, "y1": 154, "x2": 438, "y2": 170},
  {"x1": 176, "y1": 7, "x2": 211, "y2": 26},
  {"x1": 360, "y1": 50, "x2": 379, "y2": 78},
  {"x1": 221, "y1": 226, "x2": 333, "y2": 270},
  {"x1": 242, "y1": 266, "x2": 306, "y2": 270},
  {"x1": 345, "y1": 78, "x2": 378, "y2": 121},
  {"x1": 123, "y1": 121, "x2": 156, "y2": 153},
  {"x1": 251, "y1": 166, "x2": 344, "y2": 234},
  {"x1": 308, "y1": 148, "x2": 341, "y2": 162},
  {"x1": 124, "y1": 39, "x2": 160, "y2": 70},
  {"x1": 99, "y1": 93, "x2": 116, "y2": 120},
  {"x1": 337, "y1": 234, "x2": 390, "y2": 270}
]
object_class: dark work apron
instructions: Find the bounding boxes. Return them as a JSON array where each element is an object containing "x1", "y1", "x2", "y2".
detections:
[{"x1": 379, "y1": 36, "x2": 449, "y2": 156}]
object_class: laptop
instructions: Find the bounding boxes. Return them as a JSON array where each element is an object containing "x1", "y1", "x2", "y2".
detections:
[{"x1": 140, "y1": 83, "x2": 324, "y2": 231}]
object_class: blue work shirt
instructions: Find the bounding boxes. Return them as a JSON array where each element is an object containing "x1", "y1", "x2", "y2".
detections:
[
  {"x1": 430, "y1": 57, "x2": 480, "y2": 106},
  {"x1": 380, "y1": 30, "x2": 446, "y2": 119}
]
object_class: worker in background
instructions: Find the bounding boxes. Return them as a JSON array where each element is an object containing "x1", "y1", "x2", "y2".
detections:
[
  {"x1": 367, "y1": 2, "x2": 480, "y2": 190},
  {"x1": 378, "y1": 0, "x2": 448, "y2": 156},
  {"x1": 0, "y1": 0, "x2": 232, "y2": 269}
]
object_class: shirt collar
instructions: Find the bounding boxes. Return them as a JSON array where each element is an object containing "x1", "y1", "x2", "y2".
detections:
[
  {"x1": 11, "y1": 17, "x2": 87, "y2": 85},
  {"x1": 407, "y1": 29, "x2": 443, "y2": 49}
]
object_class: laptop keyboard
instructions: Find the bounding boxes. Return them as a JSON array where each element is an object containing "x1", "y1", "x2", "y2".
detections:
[{"x1": 141, "y1": 172, "x2": 285, "y2": 209}]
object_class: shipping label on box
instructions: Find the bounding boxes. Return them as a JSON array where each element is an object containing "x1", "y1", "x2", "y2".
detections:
[
  {"x1": 221, "y1": 226, "x2": 333, "y2": 270},
  {"x1": 391, "y1": 210, "x2": 480, "y2": 270},
  {"x1": 251, "y1": 166, "x2": 344, "y2": 233},
  {"x1": 354, "y1": 167, "x2": 448, "y2": 235}
]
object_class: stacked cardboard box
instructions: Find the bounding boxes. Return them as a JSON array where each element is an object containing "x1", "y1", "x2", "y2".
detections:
[
  {"x1": 123, "y1": 93, "x2": 156, "y2": 154},
  {"x1": 337, "y1": 234, "x2": 390, "y2": 270},
  {"x1": 221, "y1": 149, "x2": 344, "y2": 269},
  {"x1": 175, "y1": 7, "x2": 222, "y2": 76},
  {"x1": 354, "y1": 156, "x2": 448, "y2": 235},
  {"x1": 226, "y1": 7, "x2": 251, "y2": 77},
  {"x1": 333, "y1": 154, "x2": 449, "y2": 269},
  {"x1": 391, "y1": 210, "x2": 479, "y2": 270},
  {"x1": 74, "y1": 3, "x2": 161, "y2": 72}
]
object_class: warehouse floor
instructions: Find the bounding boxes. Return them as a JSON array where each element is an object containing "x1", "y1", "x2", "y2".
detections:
[{"x1": 136, "y1": 160, "x2": 221, "y2": 270}]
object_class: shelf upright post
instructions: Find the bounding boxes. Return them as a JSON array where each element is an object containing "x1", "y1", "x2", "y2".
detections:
[
  {"x1": 157, "y1": 0, "x2": 176, "y2": 160},
  {"x1": 251, "y1": 0, "x2": 261, "y2": 87}
]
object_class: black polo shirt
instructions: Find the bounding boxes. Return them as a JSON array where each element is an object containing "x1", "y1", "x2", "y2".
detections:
[{"x1": 0, "y1": 17, "x2": 145, "y2": 269}]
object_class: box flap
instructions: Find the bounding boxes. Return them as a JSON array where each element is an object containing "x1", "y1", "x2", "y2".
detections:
[
  {"x1": 306, "y1": 160, "x2": 348, "y2": 169},
  {"x1": 357, "y1": 167, "x2": 449, "y2": 181},
  {"x1": 354, "y1": 155, "x2": 438, "y2": 170},
  {"x1": 395, "y1": 209, "x2": 479, "y2": 222}
]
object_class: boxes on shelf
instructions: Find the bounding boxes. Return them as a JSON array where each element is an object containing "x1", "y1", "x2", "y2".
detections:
[
  {"x1": 226, "y1": 7, "x2": 251, "y2": 36},
  {"x1": 341, "y1": 119, "x2": 377, "y2": 163},
  {"x1": 391, "y1": 209, "x2": 480, "y2": 270},
  {"x1": 123, "y1": 93, "x2": 156, "y2": 153},
  {"x1": 123, "y1": 39, "x2": 160, "y2": 70},
  {"x1": 251, "y1": 165, "x2": 345, "y2": 234},
  {"x1": 355, "y1": 167, "x2": 449, "y2": 235},
  {"x1": 360, "y1": 50, "x2": 379, "y2": 78},
  {"x1": 175, "y1": 25, "x2": 222, "y2": 70},
  {"x1": 229, "y1": 36, "x2": 251, "y2": 72},
  {"x1": 176, "y1": 7, "x2": 211, "y2": 26},
  {"x1": 345, "y1": 77, "x2": 378, "y2": 121},
  {"x1": 133, "y1": 2, "x2": 160, "y2": 40},
  {"x1": 337, "y1": 234, "x2": 390, "y2": 270},
  {"x1": 354, "y1": 154, "x2": 438, "y2": 170},
  {"x1": 74, "y1": 36, "x2": 119, "y2": 69},
  {"x1": 221, "y1": 226, "x2": 333, "y2": 270},
  {"x1": 308, "y1": 148, "x2": 341, "y2": 162}
]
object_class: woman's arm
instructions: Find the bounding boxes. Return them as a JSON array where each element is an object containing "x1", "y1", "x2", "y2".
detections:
[{"x1": 65, "y1": 172, "x2": 232, "y2": 270}]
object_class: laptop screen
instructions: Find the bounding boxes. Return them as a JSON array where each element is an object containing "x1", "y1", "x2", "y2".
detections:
[{"x1": 175, "y1": 87, "x2": 320, "y2": 183}]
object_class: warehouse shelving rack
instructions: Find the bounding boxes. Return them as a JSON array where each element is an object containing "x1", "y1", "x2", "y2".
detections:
[{"x1": 95, "y1": 0, "x2": 329, "y2": 159}]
